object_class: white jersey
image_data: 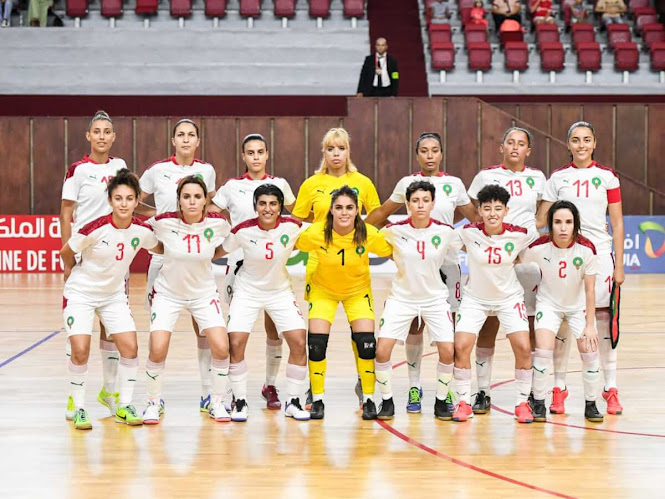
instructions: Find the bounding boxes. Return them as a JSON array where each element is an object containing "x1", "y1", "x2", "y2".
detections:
[
  {"x1": 211, "y1": 173, "x2": 296, "y2": 225},
  {"x1": 542, "y1": 162, "x2": 621, "y2": 254},
  {"x1": 520, "y1": 234, "x2": 598, "y2": 312},
  {"x1": 381, "y1": 218, "x2": 456, "y2": 302},
  {"x1": 222, "y1": 216, "x2": 304, "y2": 294},
  {"x1": 468, "y1": 164, "x2": 546, "y2": 236},
  {"x1": 61, "y1": 155, "x2": 128, "y2": 233},
  {"x1": 452, "y1": 222, "x2": 535, "y2": 305},
  {"x1": 140, "y1": 156, "x2": 216, "y2": 214},
  {"x1": 149, "y1": 212, "x2": 231, "y2": 300},
  {"x1": 389, "y1": 172, "x2": 470, "y2": 225},
  {"x1": 65, "y1": 215, "x2": 158, "y2": 298}
]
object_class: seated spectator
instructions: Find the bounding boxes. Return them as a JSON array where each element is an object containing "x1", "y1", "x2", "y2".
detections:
[
  {"x1": 470, "y1": 0, "x2": 489, "y2": 27},
  {"x1": 1, "y1": 0, "x2": 12, "y2": 27},
  {"x1": 570, "y1": 0, "x2": 589, "y2": 24},
  {"x1": 28, "y1": 0, "x2": 53, "y2": 26},
  {"x1": 499, "y1": 18, "x2": 522, "y2": 32},
  {"x1": 430, "y1": 0, "x2": 452, "y2": 23},
  {"x1": 491, "y1": 0, "x2": 521, "y2": 31},
  {"x1": 530, "y1": 0, "x2": 555, "y2": 24},
  {"x1": 595, "y1": 0, "x2": 627, "y2": 26}
]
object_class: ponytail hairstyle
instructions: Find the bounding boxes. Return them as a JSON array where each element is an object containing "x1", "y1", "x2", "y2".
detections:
[
  {"x1": 316, "y1": 128, "x2": 358, "y2": 175},
  {"x1": 567, "y1": 121, "x2": 596, "y2": 162},
  {"x1": 253, "y1": 183, "x2": 284, "y2": 212},
  {"x1": 547, "y1": 200, "x2": 581, "y2": 241},
  {"x1": 324, "y1": 185, "x2": 367, "y2": 249},
  {"x1": 242, "y1": 133, "x2": 268, "y2": 153},
  {"x1": 107, "y1": 168, "x2": 141, "y2": 200},
  {"x1": 172, "y1": 118, "x2": 200, "y2": 138},
  {"x1": 88, "y1": 110, "x2": 113, "y2": 131},
  {"x1": 415, "y1": 132, "x2": 443, "y2": 152},
  {"x1": 176, "y1": 175, "x2": 208, "y2": 213}
]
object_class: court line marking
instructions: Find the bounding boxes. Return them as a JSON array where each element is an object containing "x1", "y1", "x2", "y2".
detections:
[
  {"x1": 379, "y1": 352, "x2": 575, "y2": 499},
  {"x1": 0, "y1": 330, "x2": 61, "y2": 369}
]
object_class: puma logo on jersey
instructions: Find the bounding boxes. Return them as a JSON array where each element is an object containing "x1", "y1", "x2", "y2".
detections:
[
  {"x1": 89, "y1": 175, "x2": 97, "y2": 180},
  {"x1": 101, "y1": 240, "x2": 110, "y2": 246},
  {"x1": 474, "y1": 241, "x2": 482, "y2": 247},
  {"x1": 543, "y1": 257, "x2": 551, "y2": 263},
  {"x1": 563, "y1": 179, "x2": 569, "y2": 184},
  {"x1": 163, "y1": 174, "x2": 172, "y2": 179},
  {"x1": 171, "y1": 230, "x2": 179, "y2": 236},
  {"x1": 316, "y1": 189, "x2": 326, "y2": 194},
  {"x1": 249, "y1": 239, "x2": 257, "y2": 245},
  {"x1": 401, "y1": 236, "x2": 409, "y2": 242},
  {"x1": 320, "y1": 246, "x2": 328, "y2": 253}
]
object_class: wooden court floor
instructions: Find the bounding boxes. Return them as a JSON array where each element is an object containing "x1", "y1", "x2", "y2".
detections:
[{"x1": 0, "y1": 273, "x2": 664, "y2": 498}]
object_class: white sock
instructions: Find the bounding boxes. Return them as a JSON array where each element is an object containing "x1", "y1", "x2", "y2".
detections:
[
  {"x1": 197, "y1": 336, "x2": 212, "y2": 398},
  {"x1": 596, "y1": 310, "x2": 617, "y2": 390},
  {"x1": 405, "y1": 334, "x2": 423, "y2": 389},
  {"x1": 65, "y1": 338, "x2": 72, "y2": 360},
  {"x1": 100, "y1": 339, "x2": 119, "y2": 394},
  {"x1": 210, "y1": 357, "x2": 230, "y2": 403},
  {"x1": 581, "y1": 351, "x2": 601, "y2": 401},
  {"x1": 265, "y1": 338, "x2": 283, "y2": 387},
  {"x1": 532, "y1": 348, "x2": 553, "y2": 400},
  {"x1": 68, "y1": 360, "x2": 88, "y2": 410},
  {"x1": 453, "y1": 367, "x2": 471, "y2": 404},
  {"x1": 515, "y1": 369, "x2": 532, "y2": 406},
  {"x1": 117, "y1": 356, "x2": 139, "y2": 407},
  {"x1": 375, "y1": 361, "x2": 393, "y2": 400},
  {"x1": 285, "y1": 363, "x2": 307, "y2": 402},
  {"x1": 229, "y1": 360, "x2": 248, "y2": 401},
  {"x1": 436, "y1": 362, "x2": 454, "y2": 400},
  {"x1": 145, "y1": 359, "x2": 165, "y2": 403},
  {"x1": 474, "y1": 346, "x2": 494, "y2": 394},
  {"x1": 553, "y1": 323, "x2": 572, "y2": 389}
]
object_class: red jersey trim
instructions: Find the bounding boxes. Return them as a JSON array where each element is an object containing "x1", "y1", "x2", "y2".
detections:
[
  {"x1": 486, "y1": 163, "x2": 537, "y2": 173},
  {"x1": 576, "y1": 234, "x2": 597, "y2": 255},
  {"x1": 553, "y1": 161, "x2": 619, "y2": 179},
  {"x1": 205, "y1": 212, "x2": 229, "y2": 222},
  {"x1": 385, "y1": 219, "x2": 411, "y2": 229},
  {"x1": 503, "y1": 223, "x2": 528, "y2": 234},
  {"x1": 528, "y1": 234, "x2": 551, "y2": 248},
  {"x1": 131, "y1": 216, "x2": 154, "y2": 231},
  {"x1": 155, "y1": 211, "x2": 179, "y2": 221},
  {"x1": 78, "y1": 214, "x2": 112, "y2": 236},
  {"x1": 412, "y1": 171, "x2": 447, "y2": 177},
  {"x1": 231, "y1": 215, "x2": 300, "y2": 234},
  {"x1": 64, "y1": 155, "x2": 114, "y2": 180},
  {"x1": 144, "y1": 157, "x2": 172, "y2": 171},
  {"x1": 551, "y1": 164, "x2": 575, "y2": 175},
  {"x1": 607, "y1": 187, "x2": 621, "y2": 204}
]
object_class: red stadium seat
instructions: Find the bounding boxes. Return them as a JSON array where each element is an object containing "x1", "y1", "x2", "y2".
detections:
[
  {"x1": 66, "y1": 0, "x2": 89, "y2": 17},
  {"x1": 576, "y1": 41, "x2": 601, "y2": 71},
  {"x1": 100, "y1": 0, "x2": 122, "y2": 17},
  {"x1": 239, "y1": 0, "x2": 260, "y2": 17},
  {"x1": 431, "y1": 42, "x2": 456, "y2": 70},
  {"x1": 539, "y1": 41, "x2": 565, "y2": 71},
  {"x1": 465, "y1": 24, "x2": 488, "y2": 44},
  {"x1": 636, "y1": 14, "x2": 658, "y2": 34},
  {"x1": 499, "y1": 29, "x2": 523, "y2": 48},
  {"x1": 275, "y1": 0, "x2": 295, "y2": 18},
  {"x1": 460, "y1": 8, "x2": 472, "y2": 26},
  {"x1": 633, "y1": 7, "x2": 657, "y2": 17},
  {"x1": 343, "y1": 0, "x2": 364, "y2": 18},
  {"x1": 571, "y1": 23, "x2": 595, "y2": 50},
  {"x1": 629, "y1": 0, "x2": 651, "y2": 15},
  {"x1": 135, "y1": 0, "x2": 158, "y2": 15},
  {"x1": 309, "y1": 0, "x2": 330, "y2": 18},
  {"x1": 650, "y1": 41, "x2": 665, "y2": 70},
  {"x1": 643, "y1": 24, "x2": 665, "y2": 50},
  {"x1": 467, "y1": 41, "x2": 492, "y2": 70},
  {"x1": 535, "y1": 23, "x2": 559, "y2": 47},
  {"x1": 607, "y1": 23, "x2": 632, "y2": 49},
  {"x1": 430, "y1": 23, "x2": 452, "y2": 44},
  {"x1": 613, "y1": 42, "x2": 639, "y2": 70},
  {"x1": 171, "y1": 0, "x2": 192, "y2": 18},
  {"x1": 205, "y1": 0, "x2": 226, "y2": 17},
  {"x1": 504, "y1": 41, "x2": 529, "y2": 70}
]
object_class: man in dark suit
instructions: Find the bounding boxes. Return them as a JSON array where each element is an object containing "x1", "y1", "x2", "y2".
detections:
[{"x1": 356, "y1": 37, "x2": 399, "y2": 97}]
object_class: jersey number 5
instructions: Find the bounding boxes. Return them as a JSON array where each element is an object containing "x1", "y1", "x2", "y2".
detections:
[{"x1": 266, "y1": 242, "x2": 274, "y2": 260}]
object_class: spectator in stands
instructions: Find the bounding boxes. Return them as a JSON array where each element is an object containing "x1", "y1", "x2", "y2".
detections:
[
  {"x1": 491, "y1": 0, "x2": 522, "y2": 31},
  {"x1": 570, "y1": 0, "x2": 589, "y2": 24},
  {"x1": 470, "y1": 1, "x2": 489, "y2": 27},
  {"x1": 430, "y1": 0, "x2": 452, "y2": 23},
  {"x1": 356, "y1": 38, "x2": 399, "y2": 98},
  {"x1": 595, "y1": 0, "x2": 627, "y2": 26},
  {"x1": 28, "y1": 0, "x2": 53, "y2": 26},
  {"x1": 1, "y1": 0, "x2": 12, "y2": 27},
  {"x1": 530, "y1": 0, "x2": 555, "y2": 24}
]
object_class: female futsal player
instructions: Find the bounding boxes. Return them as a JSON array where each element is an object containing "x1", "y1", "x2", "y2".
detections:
[
  {"x1": 208, "y1": 133, "x2": 297, "y2": 411},
  {"x1": 466, "y1": 127, "x2": 546, "y2": 414},
  {"x1": 61, "y1": 169, "x2": 160, "y2": 429},
  {"x1": 138, "y1": 119, "x2": 218, "y2": 413},
  {"x1": 296, "y1": 186, "x2": 392, "y2": 420},
  {"x1": 375, "y1": 181, "x2": 457, "y2": 421},
  {"x1": 522, "y1": 200, "x2": 604, "y2": 423},
  {"x1": 214, "y1": 184, "x2": 309, "y2": 422},
  {"x1": 60, "y1": 110, "x2": 130, "y2": 419},
  {"x1": 366, "y1": 131, "x2": 476, "y2": 414},
  {"x1": 537, "y1": 121, "x2": 625, "y2": 416},
  {"x1": 143, "y1": 175, "x2": 232, "y2": 424}
]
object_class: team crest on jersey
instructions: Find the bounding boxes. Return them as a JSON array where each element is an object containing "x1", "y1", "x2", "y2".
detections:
[
  {"x1": 442, "y1": 184, "x2": 452, "y2": 196},
  {"x1": 280, "y1": 234, "x2": 289, "y2": 247},
  {"x1": 431, "y1": 235, "x2": 441, "y2": 248},
  {"x1": 526, "y1": 177, "x2": 535, "y2": 189},
  {"x1": 591, "y1": 177, "x2": 601, "y2": 189},
  {"x1": 66, "y1": 316, "x2": 74, "y2": 327},
  {"x1": 356, "y1": 245, "x2": 366, "y2": 256},
  {"x1": 204, "y1": 228, "x2": 213, "y2": 242},
  {"x1": 131, "y1": 237, "x2": 140, "y2": 250},
  {"x1": 504, "y1": 242, "x2": 515, "y2": 255},
  {"x1": 379, "y1": 318, "x2": 385, "y2": 327},
  {"x1": 536, "y1": 311, "x2": 543, "y2": 322},
  {"x1": 352, "y1": 187, "x2": 360, "y2": 196},
  {"x1": 573, "y1": 257, "x2": 583, "y2": 269}
]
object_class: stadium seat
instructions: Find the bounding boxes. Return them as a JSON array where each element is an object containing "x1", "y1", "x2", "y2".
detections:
[
  {"x1": 643, "y1": 24, "x2": 665, "y2": 50},
  {"x1": 459, "y1": 0, "x2": 474, "y2": 25},
  {"x1": 429, "y1": 24, "x2": 453, "y2": 44},
  {"x1": 607, "y1": 23, "x2": 632, "y2": 49},
  {"x1": 629, "y1": 0, "x2": 652, "y2": 15},
  {"x1": 309, "y1": 0, "x2": 331, "y2": 18},
  {"x1": 571, "y1": 23, "x2": 595, "y2": 50},
  {"x1": 539, "y1": 41, "x2": 565, "y2": 71},
  {"x1": 613, "y1": 42, "x2": 639, "y2": 70},
  {"x1": 535, "y1": 23, "x2": 560, "y2": 47},
  {"x1": 171, "y1": 0, "x2": 192, "y2": 18},
  {"x1": 467, "y1": 42, "x2": 492, "y2": 70},
  {"x1": 636, "y1": 14, "x2": 659, "y2": 34},
  {"x1": 275, "y1": 0, "x2": 295, "y2": 18},
  {"x1": 465, "y1": 24, "x2": 488, "y2": 44},
  {"x1": 650, "y1": 41, "x2": 665, "y2": 70},
  {"x1": 576, "y1": 41, "x2": 601, "y2": 71},
  {"x1": 205, "y1": 0, "x2": 226, "y2": 17},
  {"x1": 239, "y1": 0, "x2": 260, "y2": 17},
  {"x1": 66, "y1": 0, "x2": 89, "y2": 17},
  {"x1": 431, "y1": 42, "x2": 456, "y2": 70},
  {"x1": 100, "y1": 0, "x2": 122, "y2": 17},
  {"x1": 504, "y1": 41, "x2": 529, "y2": 70},
  {"x1": 633, "y1": 7, "x2": 657, "y2": 18},
  {"x1": 499, "y1": 29, "x2": 524, "y2": 48},
  {"x1": 343, "y1": 0, "x2": 364, "y2": 18},
  {"x1": 135, "y1": 0, "x2": 157, "y2": 15}
]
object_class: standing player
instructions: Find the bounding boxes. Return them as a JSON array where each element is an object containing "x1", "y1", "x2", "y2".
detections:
[
  {"x1": 536, "y1": 121, "x2": 625, "y2": 416},
  {"x1": 295, "y1": 186, "x2": 392, "y2": 420},
  {"x1": 522, "y1": 201, "x2": 604, "y2": 422},
  {"x1": 451, "y1": 185, "x2": 536, "y2": 423},
  {"x1": 138, "y1": 119, "x2": 218, "y2": 413},
  {"x1": 61, "y1": 170, "x2": 160, "y2": 429},
  {"x1": 143, "y1": 175, "x2": 232, "y2": 424},
  {"x1": 374, "y1": 181, "x2": 457, "y2": 420},
  {"x1": 60, "y1": 110, "x2": 129, "y2": 418},
  {"x1": 292, "y1": 128, "x2": 382, "y2": 406},
  {"x1": 466, "y1": 127, "x2": 546, "y2": 414},
  {"x1": 208, "y1": 134, "x2": 297, "y2": 410},
  {"x1": 215, "y1": 184, "x2": 309, "y2": 422},
  {"x1": 366, "y1": 131, "x2": 476, "y2": 414}
]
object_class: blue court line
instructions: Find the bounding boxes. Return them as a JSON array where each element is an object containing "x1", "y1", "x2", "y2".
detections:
[{"x1": 0, "y1": 330, "x2": 61, "y2": 369}]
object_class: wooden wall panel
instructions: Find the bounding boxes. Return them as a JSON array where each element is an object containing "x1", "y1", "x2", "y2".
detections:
[
  {"x1": 654, "y1": 193, "x2": 665, "y2": 215},
  {"x1": 376, "y1": 99, "x2": 410, "y2": 202},
  {"x1": 493, "y1": 103, "x2": 518, "y2": 118},
  {"x1": 111, "y1": 118, "x2": 134, "y2": 171},
  {"x1": 67, "y1": 117, "x2": 91, "y2": 166},
  {"x1": 344, "y1": 98, "x2": 376, "y2": 183},
  {"x1": 203, "y1": 118, "x2": 237, "y2": 184},
  {"x1": 615, "y1": 105, "x2": 646, "y2": 182},
  {"x1": 516, "y1": 104, "x2": 549, "y2": 175},
  {"x1": 619, "y1": 178, "x2": 650, "y2": 215},
  {"x1": 412, "y1": 98, "x2": 444, "y2": 171},
  {"x1": 135, "y1": 118, "x2": 169, "y2": 176},
  {"x1": 480, "y1": 103, "x2": 514, "y2": 169},
  {"x1": 445, "y1": 98, "x2": 478, "y2": 187},
  {"x1": 306, "y1": 117, "x2": 343, "y2": 181},
  {"x1": 273, "y1": 117, "x2": 306, "y2": 201},
  {"x1": 32, "y1": 118, "x2": 65, "y2": 214},
  {"x1": 647, "y1": 105, "x2": 665, "y2": 203},
  {"x1": 581, "y1": 104, "x2": 614, "y2": 168},
  {"x1": 0, "y1": 118, "x2": 30, "y2": 214},
  {"x1": 550, "y1": 105, "x2": 581, "y2": 169}
]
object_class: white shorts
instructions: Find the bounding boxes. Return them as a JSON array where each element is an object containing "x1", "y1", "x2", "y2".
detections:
[
  {"x1": 221, "y1": 254, "x2": 244, "y2": 305},
  {"x1": 535, "y1": 303, "x2": 593, "y2": 339},
  {"x1": 63, "y1": 292, "x2": 136, "y2": 337},
  {"x1": 441, "y1": 262, "x2": 462, "y2": 313},
  {"x1": 456, "y1": 294, "x2": 529, "y2": 336},
  {"x1": 379, "y1": 297, "x2": 454, "y2": 345},
  {"x1": 595, "y1": 252, "x2": 614, "y2": 308},
  {"x1": 145, "y1": 253, "x2": 163, "y2": 311},
  {"x1": 227, "y1": 288, "x2": 305, "y2": 335},
  {"x1": 150, "y1": 291, "x2": 226, "y2": 333},
  {"x1": 516, "y1": 262, "x2": 541, "y2": 316}
]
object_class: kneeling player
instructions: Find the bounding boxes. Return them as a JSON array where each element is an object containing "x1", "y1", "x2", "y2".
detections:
[
  {"x1": 216, "y1": 184, "x2": 309, "y2": 422},
  {"x1": 521, "y1": 200, "x2": 603, "y2": 422},
  {"x1": 451, "y1": 185, "x2": 536, "y2": 423},
  {"x1": 375, "y1": 181, "x2": 457, "y2": 420},
  {"x1": 61, "y1": 169, "x2": 160, "y2": 429}
]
